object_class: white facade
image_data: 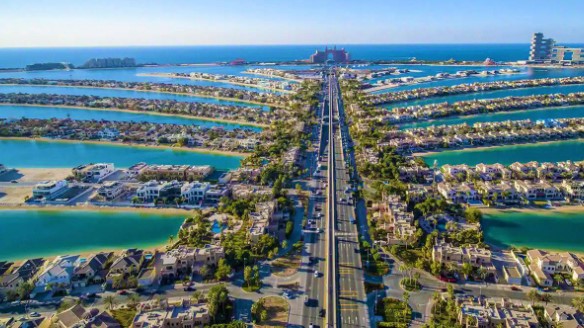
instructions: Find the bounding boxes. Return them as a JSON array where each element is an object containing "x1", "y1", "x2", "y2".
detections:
[
  {"x1": 181, "y1": 182, "x2": 210, "y2": 204},
  {"x1": 35, "y1": 255, "x2": 79, "y2": 290},
  {"x1": 32, "y1": 180, "x2": 68, "y2": 198}
]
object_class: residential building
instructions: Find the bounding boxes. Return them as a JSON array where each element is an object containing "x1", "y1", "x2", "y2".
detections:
[
  {"x1": 432, "y1": 241, "x2": 493, "y2": 269},
  {"x1": 204, "y1": 186, "x2": 229, "y2": 204},
  {"x1": 106, "y1": 249, "x2": 144, "y2": 286},
  {"x1": 458, "y1": 296, "x2": 539, "y2": 328},
  {"x1": 527, "y1": 249, "x2": 584, "y2": 287},
  {"x1": 0, "y1": 258, "x2": 45, "y2": 291},
  {"x1": 35, "y1": 255, "x2": 79, "y2": 291},
  {"x1": 193, "y1": 245, "x2": 225, "y2": 274},
  {"x1": 132, "y1": 298, "x2": 210, "y2": 327},
  {"x1": 437, "y1": 182, "x2": 480, "y2": 203},
  {"x1": 96, "y1": 127, "x2": 120, "y2": 140},
  {"x1": 73, "y1": 163, "x2": 115, "y2": 182},
  {"x1": 180, "y1": 182, "x2": 210, "y2": 204},
  {"x1": 561, "y1": 180, "x2": 584, "y2": 200},
  {"x1": 514, "y1": 180, "x2": 563, "y2": 200},
  {"x1": 32, "y1": 180, "x2": 68, "y2": 199},
  {"x1": 136, "y1": 180, "x2": 182, "y2": 202},
  {"x1": 138, "y1": 165, "x2": 213, "y2": 182},
  {"x1": 529, "y1": 32, "x2": 555, "y2": 61},
  {"x1": 55, "y1": 304, "x2": 120, "y2": 328},
  {"x1": 551, "y1": 46, "x2": 584, "y2": 64},
  {"x1": 97, "y1": 181, "x2": 125, "y2": 200},
  {"x1": 544, "y1": 304, "x2": 584, "y2": 328},
  {"x1": 72, "y1": 252, "x2": 112, "y2": 287}
]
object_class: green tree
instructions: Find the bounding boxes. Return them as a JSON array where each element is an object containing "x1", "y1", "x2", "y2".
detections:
[
  {"x1": 207, "y1": 284, "x2": 230, "y2": 322},
  {"x1": 244, "y1": 266, "x2": 252, "y2": 287},
  {"x1": 104, "y1": 295, "x2": 117, "y2": 310},
  {"x1": 16, "y1": 281, "x2": 34, "y2": 300},
  {"x1": 461, "y1": 263, "x2": 473, "y2": 281},
  {"x1": 215, "y1": 259, "x2": 232, "y2": 281},
  {"x1": 572, "y1": 295, "x2": 584, "y2": 312}
]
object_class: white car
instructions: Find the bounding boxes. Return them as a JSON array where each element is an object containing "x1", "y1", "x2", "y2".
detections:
[{"x1": 314, "y1": 270, "x2": 319, "y2": 278}]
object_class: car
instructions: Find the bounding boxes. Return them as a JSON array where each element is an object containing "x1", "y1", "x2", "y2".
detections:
[
  {"x1": 314, "y1": 270, "x2": 319, "y2": 278},
  {"x1": 116, "y1": 290, "x2": 128, "y2": 295},
  {"x1": 282, "y1": 291, "x2": 291, "y2": 299},
  {"x1": 350, "y1": 217, "x2": 356, "y2": 224},
  {"x1": 29, "y1": 312, "x2": 40, "y2": 318},
  {"x1": 184, "y1": 286, "x2": 195, "y2": 292},
  {"x1": 510, "y1": 286, "x2": 521, "y2": 291},
  {"x1": 319, "y1": 308, "x2": 326, "y2": 317},
  {"x1": 309, "y1": 323, "x2": 314, "y2": 328}
]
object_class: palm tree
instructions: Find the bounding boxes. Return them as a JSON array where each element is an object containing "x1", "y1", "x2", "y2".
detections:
[
  {"x1": 527, "y1": 290, "x2": 539, "y2": 305},
  {"x1": 572, "y1": 296, "x2": 584, "y2": 312},
  {"x1": 168, "y1": 234, "x2": 175, "y2": 245},
  {"x1": 553, "y1": 273, "x2": 564, "y2": 287},
  {"x1": 461, "y1": 263, "x2": 473, "y2": 281},
  {"x1": 104, "y1": 295, "x2": 117, "y2": 310}
]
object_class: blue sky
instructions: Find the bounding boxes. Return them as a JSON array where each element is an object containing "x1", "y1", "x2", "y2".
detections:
[{"x1": 1, "y1": 0, "x2": 583, "y2": 47}]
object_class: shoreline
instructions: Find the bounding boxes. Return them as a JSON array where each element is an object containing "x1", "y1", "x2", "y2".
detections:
[
  {"x1": 386, "y1": 84, "x2": 584, "y2": 110},
  {"x1": 413, "y1": 138, "x2": 584, "y2": 157},
  {"x1": 481, "y1": 205, "x2": 584, "y2": 215},
  {"x1": 137, "y1": 72, "x2": 294, "y2": 94},
  {"x1": 0, "y1": 83, "x2": 286, "y2": 108},
  {"x1": 0, "y1": 206, "x2": 187, "y2": 263},
  {"x1": 482, "y1": 206, "x2": 584, "y2": 256},
  {"x1": 0, "y1": 102, "x2": 268, "y2": 128},
  {"x1": 0, "y1": 136, "x2": 249, "y2": 158},
  {"x1": 398, "y1": 104, "x2": 584, "y2": 129}
]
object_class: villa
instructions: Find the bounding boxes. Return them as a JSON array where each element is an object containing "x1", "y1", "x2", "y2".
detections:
[
  {"x1": 54, "y1": 304, "x2": 120, "y2": 328},
  {"x1": 561, "y1": 180, "x2": 584, "y2": 200},
  {"x1": 132, "y1": 298, "x2": 210, "y2": 327},
  {"x1": 181, "y1": 181, "x2": 210, "y2": 205},
  {"x1": 97, "y1": 181, "x2": 125, "y2": 200},
  {"x1": 526, "y1": 250, "x2": 584, "y2": 287},
  {"x1": 0, "y1": 258, "x2": 45, "y2": 292},
  {"x1": 544, "y1": 304, "x2": 584, "y2": 328},
  {"x1": 106, "y1": 249, "x2": 144, "y2": 287},
  {"x1": 457, "y1": 296, "x2": 539, "y2": 328},
  {"x1": 71, "y1": 252, "x2": 113, "y2": 287},
  {"x1": 35, "y1": 255, "x2": 79, "y2": 293},
  {"x1": 513, "y1": 180, "x2": 563, "y2": 200},
  {"x1": 437, "y1": 182, "x2": 480, "y2": 204},
  {"x1": 73, "y1": 163, "x2": 115, "y2": 182},
  {"x1": 32, "y1": 180, "x2": 68, "y2": 199},
  {"x1": 136, "y1": 180, "x2": 182, "y2": 202},
  {"x1": 476, "y1": 181, "x2": 520, "y2": 204},
  {"x1": 137, "y1": 165, "x2": 214, "y2": 182},
  {"x1": 432, "y1": 240, "x2": 494, "y2": 270}
]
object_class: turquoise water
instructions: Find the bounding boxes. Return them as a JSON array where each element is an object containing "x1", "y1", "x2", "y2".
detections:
[
  {"x1": 383, "y1": 67, "x2": 584, "y2": 92},
  {"x1": 385, "y1": 84, "x2": 584, "y2": 111},
  {"x1": 0, "y1": 139, "x2": 243, "y2": 169},
  {"x1": 211, "y1": 220, "x2": 226, "y2": 234},
  {"x1": 400, "y1": 105, "x2": 584, "y2": 130},
  {"x1": 0, "y1": 85, "x2": 268, "y2": 109},
  {"x1": 0, "y1": 105, "x2": 262, "y2": 131},
  {"x1": 0, "y1": 210, "x2": 184, "y2": 261},
  {"x1": 422, "y1": 139, "x2": 584, "y2": 166},
  {"x1": 483, "y1": 210, "x2": 584, "y2": 252}
]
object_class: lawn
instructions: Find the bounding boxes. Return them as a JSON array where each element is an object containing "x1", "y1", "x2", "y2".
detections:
[
  {"x1": 255, "y1": 296, "x2": 290, "y2": 328},
  {"x1": 111, "y1": 308, "x2": 137, "y2": 328},
  {"x1": 271, "y1": 251, "x2": 302, "y2": 277}
]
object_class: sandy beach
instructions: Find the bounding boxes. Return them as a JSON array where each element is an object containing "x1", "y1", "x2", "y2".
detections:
[
  {"x1": 0, "y1": 136, "x2": 250, "y2": 158},
  {"x1": 137, "y1": 72, "x2": 294, "y2": 94},
  {"x1": 0, "y1": 83, "x2": 286, "y2": 108},
  {"x1": 481, "y1": 205, "x2": 584, "y2": 215},
  {"x1": 413, "y1": 138, "x2": 584, "y2": 157},
  {"x1": 0, "y1": 102, "x2": 268, "y2": 128}
]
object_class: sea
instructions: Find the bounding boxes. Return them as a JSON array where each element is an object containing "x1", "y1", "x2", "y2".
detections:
[{"x1": 2, "y1": 44, "x2": 584, "y2": 68}]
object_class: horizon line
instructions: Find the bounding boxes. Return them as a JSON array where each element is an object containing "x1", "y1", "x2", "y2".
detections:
[{"x1": 2, "y1": 42, "x2": 584, "y2": 49}]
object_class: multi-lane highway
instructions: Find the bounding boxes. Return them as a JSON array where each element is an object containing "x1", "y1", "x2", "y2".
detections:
[
  {"x1": 299, "y1": 71, "x2": 368, "y2": 328},
  {"x1": 329, "y1": 73, "x2": 368, "y2": 327}
]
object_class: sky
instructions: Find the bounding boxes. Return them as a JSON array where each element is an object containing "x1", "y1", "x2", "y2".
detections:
[{"x1": 1, "y1": 0, "x2": 583, "y2": 47}]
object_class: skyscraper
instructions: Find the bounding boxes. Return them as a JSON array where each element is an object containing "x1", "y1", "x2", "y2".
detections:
[{"x1": 529, "y1": 33, "x2": 555, "y2": 61}]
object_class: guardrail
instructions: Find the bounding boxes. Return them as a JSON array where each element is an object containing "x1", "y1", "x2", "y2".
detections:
[{"x1": 326, "y1": 73, "x2": 338, "y2": 328}]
